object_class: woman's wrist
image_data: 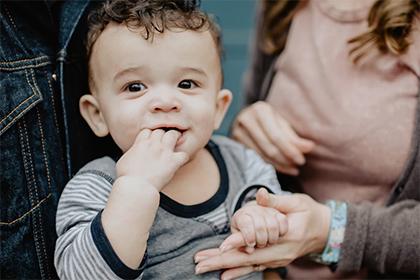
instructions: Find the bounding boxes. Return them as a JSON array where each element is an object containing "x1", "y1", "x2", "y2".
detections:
[
  {"x1": 310, "y1": 200, "x2": 348, "y2": 266},
  {"x1": 315, "y1": 202, "x2": 332, "y2": 254}
]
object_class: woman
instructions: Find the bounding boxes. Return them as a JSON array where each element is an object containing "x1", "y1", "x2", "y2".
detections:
[{"x1": 195, "y1": 0, "x2": 420, "y2": 279}]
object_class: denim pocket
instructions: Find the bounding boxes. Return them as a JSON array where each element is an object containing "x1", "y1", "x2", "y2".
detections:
[
  {"x1": 0, "y1": 56, "x2": 53, "y2": 224},
  {"x1": 0, "y1": 57, "x2": 48, "y2": 136}
]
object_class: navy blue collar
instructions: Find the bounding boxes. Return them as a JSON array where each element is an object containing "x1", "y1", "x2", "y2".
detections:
[{"x1": 159, "y1": 140, "x2": 229, "y2": 218}]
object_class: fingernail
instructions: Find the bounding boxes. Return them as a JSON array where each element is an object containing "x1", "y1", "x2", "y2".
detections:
[
  {"x1": 245, "y1": 246, "x2": 255, "y2": 254},
  {"x1": 247, "y1": 242, "x2": 256, "y2": 248},
  {"x1": 294, "y1": 156, "x2": 305, "y2": 165},
  {"x1": 195, "y1": 266, "x2": 205, "y2": 274},
  {"x1": 194, "y1": 254, "x2": 211, "y2": 263},
  {"x1": 194, "y1": 255, "x2": 203, "y2": 263}
]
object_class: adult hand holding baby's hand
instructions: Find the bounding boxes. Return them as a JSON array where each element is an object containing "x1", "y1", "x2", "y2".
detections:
[
  {"x1": 223, "y1": 199, "x2": 288, "y2": 254},
  {"x1": 195, "y1": 189, "x2": 331, "y2": 280},
  {"x1": 116, "y1": 128, "x2": 189, "y2": 190}
]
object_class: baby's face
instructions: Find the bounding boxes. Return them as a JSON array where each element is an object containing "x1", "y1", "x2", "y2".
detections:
[{"x1": 88, "y1": 23, "x2": 230, "y2": 157}]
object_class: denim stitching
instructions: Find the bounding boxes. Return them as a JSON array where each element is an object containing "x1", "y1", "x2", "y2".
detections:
[
  {"x1": 19, "y1": 119, "x2": 46, "y2": 278},
  {"x1": 0, "y1": 55, "x2": 51, "y2": 72},
  {"x1": 36, "y1": 107, "x2": 52, "y2": 192},
  {"x1": 0, "y1": 94, "x2": 38, "y2": 128},
  {"x1": 30, "y1": 166, "x2": 51, "y2": 278},
  {"x1": 43, "y1": 68, "x2": 61, "y2": 135},
  {"x1": 32, "y1": 211, "x2": 45, "y2": 280},
  {"x1": 0, "y1": 58, "x2": 51, "y2": 68},
  {"x1": 0, "y1": 96, "x2": 40, "y2": 135},
  {"x1": 0, "y1": 56, "x2": 50, "y2": 66},
  {"x1": 4, "y1": 7, "x2": 17, "y2": 30},
  {"x1": 23, "y1": 118, "x2": 49, "y2": 279},
  {"x1": 27, "y1": 109, "x2": 53, "y2": 278},
  {"x1": 43, "y1": 67, "x2": 67, "y2": 177},
  {"x1": 35, "y1": 206, "x2": 51, "y2": 278},
  {"x1": 19, "y1": 120, "x2": 36, "y2": 205},
  {"x1": 34, "y1": 106, "x2": 53, "y2": 275},
  {"x1": 0, "y1": 69, "x2": 41, "y2": 134},
  {"x1": 0, "y1": 61, "x2": 51, "y2": 71},
  {"x1": 3, "y1": 6, "x2": 28, "y2": 62},
  {"x1": 0, "y1": 194, "x2": 52, "y2": 226}
]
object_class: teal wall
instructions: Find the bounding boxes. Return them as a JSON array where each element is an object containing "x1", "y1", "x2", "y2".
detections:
[{"x1": 201, "y1": 0, "x2": 256, "y2": 135}]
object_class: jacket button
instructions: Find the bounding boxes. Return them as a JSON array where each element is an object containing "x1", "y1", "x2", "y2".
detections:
[{"x1": 52, "y1": 73, "x2": 57, "y2": 81}]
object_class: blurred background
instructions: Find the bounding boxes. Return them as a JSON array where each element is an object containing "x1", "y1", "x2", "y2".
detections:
[{"x1": 201, "y1": 0, "x2": 257, "y2": 135}]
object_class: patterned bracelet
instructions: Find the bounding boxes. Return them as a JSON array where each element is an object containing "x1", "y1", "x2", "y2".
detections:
[{"x1": 309, "y1": 200, "x2": 347, "y2": 266}]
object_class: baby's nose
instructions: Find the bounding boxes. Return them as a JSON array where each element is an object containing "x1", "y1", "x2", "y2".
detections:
[
  {"x1": 150, "y1": 97, "x2": 181, "y2": 113},
  {"x1": 152, "y1": 103, "x2": 180, "y2": 112}
]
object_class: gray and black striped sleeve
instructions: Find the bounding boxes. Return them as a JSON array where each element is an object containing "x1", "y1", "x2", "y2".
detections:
[{"x1": 54, "y1": 171, "x2": 145, "y2": 280}]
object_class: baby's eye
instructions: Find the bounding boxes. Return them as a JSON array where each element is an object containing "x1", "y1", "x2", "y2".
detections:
[
  {"x1": 126, "y1": 82, "x2": 146, "y2": 92},
  {"x1": 178, "y1": 80, "x2": 198, "y2": 89}
]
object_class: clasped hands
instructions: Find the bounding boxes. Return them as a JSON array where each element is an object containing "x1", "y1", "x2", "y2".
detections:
[{"x1": 194, "y1": 188, "x2": 331, "y2": 280}]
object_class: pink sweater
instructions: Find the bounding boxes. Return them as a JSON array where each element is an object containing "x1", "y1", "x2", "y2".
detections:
[{"x1": 264, "y1": 0, "x2": 420, "y2": 278}]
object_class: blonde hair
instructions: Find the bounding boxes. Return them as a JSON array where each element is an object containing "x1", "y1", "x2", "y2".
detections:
[{"x1": 261, "y1": 0, "x2": 419, "y2": 62}]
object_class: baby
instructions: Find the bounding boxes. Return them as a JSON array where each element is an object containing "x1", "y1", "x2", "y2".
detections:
[{"x1": 54, "y1": 0, "x2": 287, "y2": 279}]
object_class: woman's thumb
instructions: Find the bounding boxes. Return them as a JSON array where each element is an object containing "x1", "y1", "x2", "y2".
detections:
[
  {"x1": 256, "y1": 188, "x2": 271, "y2": 207},
  {"x1": 256, "y1": 188, "x2": 300, "y2": 213}
]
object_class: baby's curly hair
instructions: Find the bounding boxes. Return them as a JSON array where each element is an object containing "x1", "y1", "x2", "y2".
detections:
[{"x1": 86, "y1": 0, "x2": 222, "y2": 60}]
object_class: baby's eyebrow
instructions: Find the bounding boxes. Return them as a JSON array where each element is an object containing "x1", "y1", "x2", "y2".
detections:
[
  {"x1": 179, "y1": 67, "x2": 207, "y2": 78},
  {"x1": 113, "y1": 66, "x2": 146, "y2": 83}
]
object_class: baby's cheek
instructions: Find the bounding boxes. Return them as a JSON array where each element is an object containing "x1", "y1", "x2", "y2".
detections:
[
  {"x1": 111, "y1": 133, "x2": 133, "y2": 152},
  {"x1": 198, "y1": 116, "x2": 216, "y2": 136},
  {"x1": 110, "y1": 121, "x2": 139, "y2": 152}
]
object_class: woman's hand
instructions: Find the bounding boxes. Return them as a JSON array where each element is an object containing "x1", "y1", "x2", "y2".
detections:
[
  {"x1": 227, "y1": 200, "x2": 288, "y2": 253},
  {"x1": 194, "y1": 189, "x2": 331, "y2": 280},
  {"x1": 232, "y1": 101, "x2": 315, "y2": 175}
]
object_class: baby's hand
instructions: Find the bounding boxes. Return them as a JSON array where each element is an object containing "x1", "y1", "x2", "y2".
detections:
[
  {"x1": 221, "y1": 201, "x2": 288, "y2": 253},
  {"x1": 116, "y1": 129, "x2": 189, "y2": 190}
]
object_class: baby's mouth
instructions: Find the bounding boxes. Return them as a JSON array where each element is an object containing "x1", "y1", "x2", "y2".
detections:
[
  {"x1": 149, "y1": 124, "x2": 188, "y2": 144},
  {"x1": 160, "y1": 127, "x2": 186, "y2": 133},
  {"x1": 150, "y1": 125, "x2": 188, "y2": 139},
  {"x1": 153, "y1": 126, "x2": 187, "y2": 147}
]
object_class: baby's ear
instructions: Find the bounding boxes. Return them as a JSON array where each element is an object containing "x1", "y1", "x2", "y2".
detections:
[
  {"x1": 213, "y1": 89, "x2": 233, "y2": 130},
  {"x1": 79, "y1": 94, "x2": 109, "y2": 137}
]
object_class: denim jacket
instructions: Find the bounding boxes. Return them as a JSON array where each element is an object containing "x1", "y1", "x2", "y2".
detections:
[{"x1": 0, "y1": 1, "x2": 119, "y2": 278}]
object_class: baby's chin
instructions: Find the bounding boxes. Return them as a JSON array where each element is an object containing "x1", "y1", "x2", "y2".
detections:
[{"x1": 175, "y1": 142, "x2": 207, "y2": 161}]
